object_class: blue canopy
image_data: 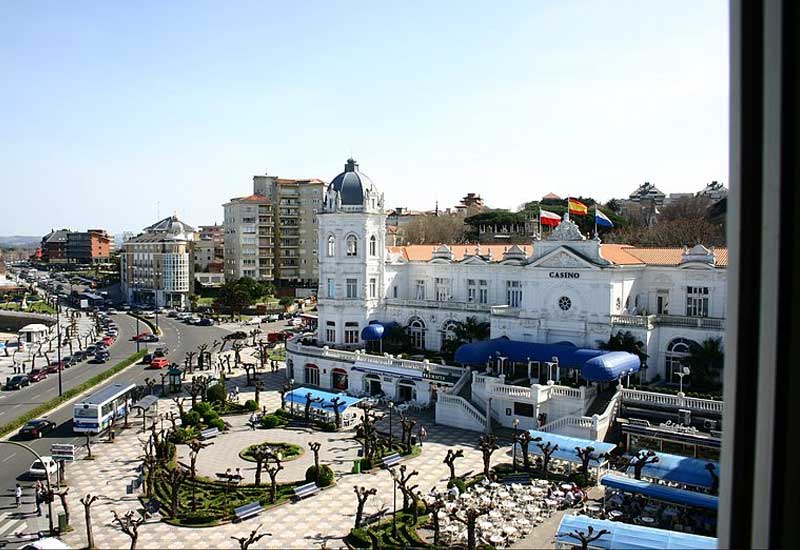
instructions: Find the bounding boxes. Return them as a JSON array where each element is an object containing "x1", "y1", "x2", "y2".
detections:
[
  {"x1": 556, "y1": 515, "x2": 717, "y2": 549},
  {"x1": 453, "y1": 338, "x2": 639, "y2": 382},
  {"x1": 630, "y1": 451, "x2": 719, "y2": 490},
  {"x1": 360, "y1": 321, "x2": 400, "y2": 341},
  {"x1": 522, "y1": 430, "x2": 617, "y2": 465},
  {"x1": 286, "y1": 387, "x2": 363, "y2": 413},
  {"x1": 602, "y1": 474, "x2": 718, "y2": 510}
]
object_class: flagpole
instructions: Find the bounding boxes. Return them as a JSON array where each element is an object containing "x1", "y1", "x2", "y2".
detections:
[{"x1": 594, "y1": 206, "x2": 598, "y2": 238}]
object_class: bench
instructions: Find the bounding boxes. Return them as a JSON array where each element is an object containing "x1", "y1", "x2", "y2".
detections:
[
  {"x1": 501, "y1": 474, "x2": 530, "y2": 485},
  {"x1": 199, "y1": 427, "x2": 219, "y2": 440},
  {"x1": 381, "y1": 453, "x2": 402, "y2": 468},
  {"x1": 293, "y1": 482, "x2": 321, "y2": 500},
  {"x1": 233, "y1": 502, "x2": 263, "y2": 522}
]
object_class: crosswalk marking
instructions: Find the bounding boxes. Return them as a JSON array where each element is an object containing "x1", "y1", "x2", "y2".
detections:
[{"x1": 0, "y1": 517, "x2": 25, "y2": 537}]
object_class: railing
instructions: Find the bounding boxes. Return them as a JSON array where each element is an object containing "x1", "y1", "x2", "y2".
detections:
[
  {"x1": 655, "y1": 315, "x2": 725, "y2": 330},
  {"x1": 383, "y1": 298, "x2": 493, "y2": 313},
  {"x1": 539, "y1": 415, "x2": 593, "y2": 434},
  {"x1": 489, "y1": 384, "x2": 532, "y2": 399},
  {"x1": 621, "y1": 388, "x2": 724, "y2": 414},
  {"x1": 449, "y1": 369, "x2": 472, "y2": 396},
  {"x1": 437, "y1": 393, "x2": 486, "y2": 429},
  {"x1": 550, "y1": 386, "x2": 584, "y2": 400},
  {"x1": 610, "y1": 314, "x2": 655, "y2": 329},
  {"x1": 490, "y1": 305, "x2": 519, "y2": 317}
]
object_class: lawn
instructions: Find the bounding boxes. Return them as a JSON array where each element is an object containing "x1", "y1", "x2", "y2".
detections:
[
  {"x1": 0, "y1": 301, "x2": 55, "y2": 314},
  {"x1": 239, "y1": 442, "x2": 304, "y2": 462}
]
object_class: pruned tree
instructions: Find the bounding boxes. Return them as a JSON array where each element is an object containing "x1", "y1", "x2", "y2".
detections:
[
  {"x1": 279, "y1": 383, "x2": 291, "y2": 411},
  {"x1": 80, "y1": 493, "x2": 100, "y2": 550},
  {"x1": 515, "y1": 431, "x2": 540, "y2": 472},
  {"x1": 171, "y1": 397, "x2": 186, "y2": 419},
  {"x1": 197, "y1": 343, "x2": 209, "y2": 370},
  {"x1": 399, "y1": 412, "x2": 416, "y2": 452},
  {"x1": 185, "y1": 351, "x2": 197, "y2": 374},
  {"x1": 560, "y1": 525, "x2": 611, "y2": 550},
  {"x1": 264, "y1": 450, "x2": 284, "y2": 504},
  {"x1": 575, "y1": 445, "x2": 597, "y2": 477},
  {"x1": 249, "y1": 328, "x2": 261, "y2": 347},
  {"x1": 449, "y1": 501, "x2": 493, "y2": 550},
  {"x1": 395, "y1": 464, "x2": 419, "y2": 510},
  {"x1": 353, "y1": 486, "x2": 378, "y2": 528},
  {"x1": 478, "y1": 434, "x2": 499, "y2": 479},
  {"x1": 139, "y1": 437, "x2": 157, "y2": 498},
  {"x1": 242, "y1": 362, "x2": 258, "y2": 386},
  {"x1": 426, "y1": 493, "x2": 446, "y2": 546},
  {"x1": 536, "y1": 441, "x2": 559, "y2": 479},
  {"x1": 84, "y1": 433, "x2": 94, "y2": 459},
  {"x1": 231, "y1": 524, "x2": 270, "y2": 550},
  {"x1": 356, "y1": 402, "x2": 383, "y2": 461},
  {"x1": 231, "y1": 341, "x2": 245, "y2": 367},
  {"x1": 304, "y1": 392, "x2": 323, "y2": 424},
  {"x1": 706, "y1": 462, "x2": 719, "y2": 495},
  {"x1": 187, "y1": 438, "x2": 212, "y2": 480},
  {"x1": 251, "y1": 445, "x2": 269, "y2": 486},
  {"x1": 111, "y1": 510, "x2": 146, "y2": 550},
  {"x1": 443, "y1": 448, "x2": 465, "y2": 480},
  {"x1": 55, "y1": 487, "x2": 70, "y2": 528},
  {"x1": 186, "y1": 378, "x2": 203, "y2": 408},
  {"x1": 254, "y1": 381, "x2": 264, "y2": 405},
  {"x1": 308, "y1": 442, "x2": 321, "y2": 472},
  {"x1": 159, "y1": 466, "x2": 188, "y2": 517},
  {"x1": 330, "y1": 397, "x2": 343, "y2": 429},
  {"x1": 627, "y1": 449, "x2": 659, "y2": 480}
]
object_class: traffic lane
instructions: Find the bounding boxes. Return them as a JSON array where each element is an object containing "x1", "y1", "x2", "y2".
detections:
[{"x1": 0, "y1": 313, "x2": 142, "y2": 422}]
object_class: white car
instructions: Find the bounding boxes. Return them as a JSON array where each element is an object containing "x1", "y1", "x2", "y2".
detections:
[
  {"x1": 245, "y1": 317, "x2": 262, "y2": 325},
  {"x1": 143, "y1": 311, "x2": 156, "y2": 319},
  {"x1": 28, "y1": 456, "x2": 59, "y2": 479},
  {"x1": 21, "y1": 537, "x2": 72, "y2": 549}
]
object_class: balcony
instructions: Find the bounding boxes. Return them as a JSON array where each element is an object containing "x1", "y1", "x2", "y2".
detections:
[
  {"x1": 611, "y1": 314, "x2": 724, "y2": 330},
  {"x1": 384, "y1": 298, "x2": 493, "y2": 313}
]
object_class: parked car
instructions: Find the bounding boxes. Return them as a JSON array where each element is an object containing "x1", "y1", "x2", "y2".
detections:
[
  {"x1": 47, "y1": 360, "x2": 68, "y2": 371},
  {"x1": 102, "y1": 337, "x2": 114, "y2": 346},
  {"x1": 5, "y1": 375, "x2": 30, "y2": 390},
  {"x1": 149, "y1": 357, "x2": 169, "y2": 369},
  {"x1": 86, "y1": 345, "x2": 97, "y2": 354},
  {"x1": 245, "y1": 317, "x2": 262, "y2": 325},
  {"x1": 132, "y1": 332, "x2": 149, "y2": 342},
  {"x1": 107, "y1": 308, "x2": 117, "y2": 314},
  {"x1": 167, "y1": 310, "x2": 178, "y2": 318},
  {"x1": 142, "y1": 334, "x2": 159, "y2": 343},
  {"x1": 143, "y1": 311, "x2": 156, "y2": 319},
  {"x1": 18, "y1": 418, "x2": 56, "y2": 439},
  {"x1": 28, "y1": 456, "x2": 59, "y2": 478},
  {"x1": 198, "y1": 318, "x2": 214, "y2": 326},
  {"x1": 28, "y1": 369, "x2": 47, "y2": 382},
  {"x1": 73, "y1": 351, "x2": 88, "y2": 361},
  {"x1": 93, "y1": 351, "x2": 110, "y2": 363}
]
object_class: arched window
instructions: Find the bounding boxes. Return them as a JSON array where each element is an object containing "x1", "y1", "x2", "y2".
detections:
[
  {"x1": 327, "y1": 235, "x2": 335, "y2": 257},
  {"x1": 665, "y1": 338, "x2": 698, "y2": 385},
  {"x1": 408, "y1": 316, "x2": 427, "y2": 350},
  {"x1": 440, "y1": 319, "x2": 459, "y2": 349},
  {"x1": 346, "y1": 235, "x2": 358, "y2": 257},
  {"x1": 369, "y1": 235, "x2": 377, "y2": 256}
]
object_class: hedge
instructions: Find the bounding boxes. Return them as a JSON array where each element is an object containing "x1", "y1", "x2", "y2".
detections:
[{"x1": 0, "y1": 350, "x2": 146, "y2": 439}]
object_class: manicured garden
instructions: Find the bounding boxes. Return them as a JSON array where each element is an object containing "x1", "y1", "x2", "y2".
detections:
[{"x1": 240, "y1": 442, "x2": 304, "y2": 463}]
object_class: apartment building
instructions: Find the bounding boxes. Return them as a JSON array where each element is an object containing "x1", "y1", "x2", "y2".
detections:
[
  {"x1": 40, "y1": 228, "x2": 111, "y2": 264},
  {"x1": 224, "y1": 173, "x2": 324, "y2": 287}
]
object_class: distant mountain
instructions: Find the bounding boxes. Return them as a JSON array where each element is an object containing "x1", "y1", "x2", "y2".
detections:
[{"x1": 0, "y1": 236, "x2": 40, "y2": 248}]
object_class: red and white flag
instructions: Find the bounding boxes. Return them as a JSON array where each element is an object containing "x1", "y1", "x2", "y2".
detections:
[{"x1": 540, "y1": 209, "x2": 561, "y2": 227}]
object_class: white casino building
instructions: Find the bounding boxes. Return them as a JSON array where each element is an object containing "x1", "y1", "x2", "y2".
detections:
[{"x1": 286, "y1": 160, "x2": 727, "y2": 436}]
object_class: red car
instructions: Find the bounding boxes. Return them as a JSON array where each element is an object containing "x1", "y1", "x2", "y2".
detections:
[
  {"x1": 132, "y1": 333, "x2": 149, "y2": 341},
  {"x1": 28, "y1": 369, "x2": 48, "y2": 382},
  {"x1": 102, "y1": 336, "x2": 114, "y2": 346},
  {"x1": 150, "y1": 357, "x2": 169, "y2": 369}
]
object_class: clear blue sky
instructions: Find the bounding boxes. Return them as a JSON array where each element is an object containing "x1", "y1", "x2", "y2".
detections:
[{"x1": 0, "y1": 0, "x2": 728, "y2": 235}]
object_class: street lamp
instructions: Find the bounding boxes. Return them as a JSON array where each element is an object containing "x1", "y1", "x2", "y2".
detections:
[
  {"x1": 135, "y1": 315, "x2": 140, "y2": 352},
  {"x1": 389, "y1": 466, "x2": 398, "y2": 538},
  {"x1": 51, "y1": 296, "x2": 63, "y2": 397},
  {"x1": 512, "y1": 418, "x2": 520, "y2": 472},
  {"x1": 289, "y1": 378, "x2": 295, "y2": 417},
  {"x1": 388, "y1": 401, "x2": 394, "y2": 451},
  {"x1": 677, "y1": 366, "x2": 691, "y2": 394}
]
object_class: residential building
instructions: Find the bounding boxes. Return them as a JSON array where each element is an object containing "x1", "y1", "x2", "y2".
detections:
[
  {"x1": 224, "y1": 173, "x2": 324, "y2": 286},
  {"x1": 698, "y1": 180, "x2": 728, "y2": 202},
  {"x1": 40, "y1": 229, "x2": 70, "y2": 263},
  {"x1": 65, "y1": 229, "x2": 111, "y2": 263},
  {"x1": 119, "y1": 216, "x2": 196, "y2": 308},
  {"x1": 197, "y1": 224, "x2": 224, "y2": 257}
]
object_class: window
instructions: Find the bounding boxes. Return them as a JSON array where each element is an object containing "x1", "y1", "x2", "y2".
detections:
[
  {"x1": 434, "y1": 277, "x2": 451, "y2": 301},
  {"x1": 408, "y1": 317, "x2": 426, "y2": 349},
  {"x1": 506, "y1": 280, "x2": 523, "y2": 308},
  {"x1": 369, "y1": 277, "x2": 376, "y2": 298},
  {"x1": 513, "y1": 402, "x2": 535, "y2": 417},
  {"x1": 327, "y1": 278, "x2": 335, "y2": 298},
  {"x1": 479, "y1": 280, "x2": 488, "y2": 304},
  {"x1": 346, "y1": 278, "x2": 357, "y2": 298},
  {"x1": 369, "y1": 235, "x2": 377, "y2": 256},
  {"x1": 665, "y1": 338, "x2": 698, "y2": 385},
  {"x1": 441, "y1": 320, "x2": 458, "y2": 349},
  {"x1": 415, "y1": 280, "x2": 425, "y2": 300},
  {"x1": 325, "y1": 321, "x2": 336, "y2": 343},
  {"x1": 304, "y1": 363, "x2": 319, "y2": 386},
  {"x1": 558, "y1": 296, "x2": 572, "y2": 311},
  {"x1": 686, "y1": 286, "x2": 709, "y2": 317},
  {"x1": 657, "y1": 290, "x2": 670, "y2": 314},
  {"x1": 344, "y1": 322, "x2": 359, "y2": 344},
  {"x1": 327, "y1": 235, "x2": 335, "y2": 257},
  {"x1": 467, "y1": 279, "x2": 476, "y2": 302},
  {"x1": 393, "y1": 286, "x2": 398, "y2": 298},
  {"x1": 346, "y1": 235, "x2": 358, "y2": 256}
]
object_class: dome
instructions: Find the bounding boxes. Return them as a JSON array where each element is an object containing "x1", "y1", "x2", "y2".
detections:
[{"x1": 328, "y1": 158, "x2": 376, "y2": 206}]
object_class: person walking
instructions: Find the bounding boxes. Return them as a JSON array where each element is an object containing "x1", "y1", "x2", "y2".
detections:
[
  {"x1": 14, "y1": 484, "x2": 22, "y2": 507},
  {"x1": 34, "y1": 484, "x2": 42, "y2": 517},
  {"x1": 417, "y1": 425, "x2": 427, "y2": 447}
]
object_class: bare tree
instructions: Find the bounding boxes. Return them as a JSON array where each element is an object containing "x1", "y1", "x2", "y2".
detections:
[
  {"x1": 80, "y1": 494, "x2": 100, "y2": 550},
  {"x1": 251, "y1": 445, "x2": 269, "y2": 487},
  {"x1": 84, "y1": 433, "x2": 94, "y2": 459},
  {"x1": 187, "y1": 438, "x2": 212, "y2": 480},
  {"x1": 560, "y1": 525, "x2": 611, "y2": 550},
  {"x1": 536, "y1": 440, "x2": 559, "y2": 480},
  {"x1": 249, "y1": 328, "x2": 261, "y2": 347},
  {"x1": 264, "y1": 450, "x2": 284, "y2": 504},
  {"x1": 279, "y1": 383, "x2": 291, "y2": 411},
  {"x1": 303, "y1": 392, "x2": 322, "y2": 424},
  {"x1": 231, "y1": 524, "x2": 270, "y2": 550},
  {"x1": 515, "y1": 431, "x2": 539, "y2": 472},
  {"x1": 399, "y1": 412, "x2": 416, "y2": 452},
  {"x1": 627, "y1": 449, "x2": 659, "y2": 480},
  {"x1": 575, "y1": 445, "x2": 598, "y2": 477},
  {"x1": 404, "y1": 214, "x2": 467, "y2": 245},
  {"x1": 160, "y1": 466, "x2": 188, "y2": 517},
  {"x1": 197, "y1": 343, "x2": 209, "y2": 370},
  {"x1": 353, "y1": 486, "x2": 378, "y2": 528},
  {"x1": 449, "y1": 501, "x2": 493, "y2": 550},
  {"x1": 478, "y1": 434, "x2": 499, "y2": 479},
  {"x1": 111, "y1": 510, "x2": 146, "y2": 550},
  {"x1": 330, "y1": 396, "x2": 343, "y2": 429},
  {"x1": 308, "y1": 442, "x2": 321, "y2": 473},
  {"x1": 185, "y1": 351, "x2": 197, "y2": 374},
  {"x1": 395, "y1": 464, "x2": 419, "y2": 510},
  {"x1": 55, "y1": 487, "x2": 70, "y2": 528},
  {"x1": 242, "y1": 362, "x2": 258, "y2": 386},
  {"x1": 426, "y1": 493, "x2": 446, "y2": 546},
  {"x1": 231, "y1": 342, "x2": 245, "y2": 367},
  {"x1": 443, "y1": 449, "x2": 465, "y2": 480}
]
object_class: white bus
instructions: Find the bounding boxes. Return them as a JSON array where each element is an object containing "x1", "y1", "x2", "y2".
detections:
[{"x1": 73, "y1": 382, "x2": 136, "y2": 434}]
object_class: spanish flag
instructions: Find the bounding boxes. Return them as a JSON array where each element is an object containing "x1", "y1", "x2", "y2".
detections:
[{"x1": 568, "y1": 198, "x2": 588, "y2": 216}]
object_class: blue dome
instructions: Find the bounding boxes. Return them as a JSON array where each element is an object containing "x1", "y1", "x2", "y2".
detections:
[{"x1": 328, "y1": 158, "x2": 375, "y2": 206}]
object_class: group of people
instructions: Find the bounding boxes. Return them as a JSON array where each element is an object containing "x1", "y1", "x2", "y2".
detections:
[{"x1": 14, "y1": 481, "x2": 50, "y2": 517}]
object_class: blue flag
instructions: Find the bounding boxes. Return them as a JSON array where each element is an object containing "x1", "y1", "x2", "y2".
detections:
[{"x1": 595, "y1": 209, "x2": 614, "y2": 228}]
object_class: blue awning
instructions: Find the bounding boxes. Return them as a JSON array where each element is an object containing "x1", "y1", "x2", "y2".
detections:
[
  {"x1": 454, "y1": 338, "x2": 640, "y2": 381},
  {"x1": 601, "y1": 474, "x2": 718, "y2": 510},
  {"x1": 361, "y1": 321, "x2": 400, "y2": 341},
  {"x1": 630, "y1": 451, "x2": 719, "y2": 490},
  {"x1": 556, "y1": 515, "x2": 717, "y2": 549},
  {"x1": 286, "y1": 387, "x2": 363, "y2": 413},
  {"x1": 521, "y1": 430, "x2": 617, "y2": 465}
]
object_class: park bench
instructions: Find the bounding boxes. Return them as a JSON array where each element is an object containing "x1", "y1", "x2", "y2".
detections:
[
  {"x1": 381, "y1": 453, "x2": 402, "y2": 468},
  {"x1": 199, "y1": 427, "x2": 219, "y2": 440},
  {"x1": 293, "y1": 482, "x2": 321, "y2": 500},
  {"x1": 233, "y1": 502, "x2": 263, "y2": 522},
  {"x1": 501, "y1": 474, "x2": 530, "y2": 485}
]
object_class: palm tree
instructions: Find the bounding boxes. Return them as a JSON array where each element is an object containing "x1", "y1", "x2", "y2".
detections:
[
  {"x1": 443, "y1": 316, "x2": 491, "y2": 355},
  {"x1": 598, "y1": 330, "x2": 649, "y2": 380},
  {"x1": 684, "y1": 337, "x2": 724, "y2": 391}
]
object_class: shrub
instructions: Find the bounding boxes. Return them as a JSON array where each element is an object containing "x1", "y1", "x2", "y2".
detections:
[
  {"x1": 318, "y1": 421, "x2": 336, "y2": 432},
  {"x1": 183, "y1": 410, "x2": 202, "y2": 427},
  {"x1": 170, "y1": 427, "x2": 198, "y2": 444},
  {"x1": 447, "y1": 478, "x2": 467, "y2": 493},
  {"x1": 274, "y1": 408, "x2": 289, "y2": 417},
  {"x1": 260, "y1": 414, "x2": 282, "y2": 428},
  {"x1": 206, "y1": 383, "x2": 226, "y2": 404},
  {"x1": 244, "y1": 399, "x2": 258, "y2": 412},
  {"x1": 305, "y1": 464, "x2": 334, "y2": 487},
  {"x1": 208, "y1": 417, "x2": 226, "y2": 431},
  {"x1": 201, "y1": 409, "x2": 220, "y2": 424},
  {"x1": 193, "y1": 402, "x2": 213, "y2": 416},
  {"x1": 360, "y1": 457, "x2": 373, "y2": 471}
]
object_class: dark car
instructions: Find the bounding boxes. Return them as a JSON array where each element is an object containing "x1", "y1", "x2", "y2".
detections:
[
  {"x1": 143, "y1": 334, "x2": 159, "y2": 343},
  {"x1": 47, "y1": 360, "x2": 68, "y2": 371},
  {"x1": 73, "y1": 351, "x2": 88, "y2": 361},
  {"x1": 18, "y1": 418, "x2": 56, "y2": 439},
  {"x1": 198, "y1": 318, "x2": 214, "y2": 326},
  {"x1": 28, "y1": 369, "x2": 47, "y2": 382},
  {"x1": 5, "y1": 375, "x2": 30, "y2": 390},
  {"x1": 92, "y1": 352, "x2": 110, "y2": 364},
  {"x1": 66, "y1": 355, "x2": 80, "y2": 366},
  {"x1": 86, "y1": 345, "x2": 97, "y2": 354}
]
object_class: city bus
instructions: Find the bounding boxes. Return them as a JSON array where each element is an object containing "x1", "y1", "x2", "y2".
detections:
[{"x1": 72, "y1": 382, "x2": 136, "y2": 434}]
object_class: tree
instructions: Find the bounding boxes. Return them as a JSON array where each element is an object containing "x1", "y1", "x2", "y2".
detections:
[
  {"x1": 231, "y1": 342, "x2": 245, "y2": 367},
  {"x1": 185, "y1": 351, "x2": 196, "y2": 374},
  {"x1": 478, "y1": 434, "x2": 499, "y2": 478},
  {"x1": 627, "y1": 450, "x2": 659, "y2": 480},
  {"x1": 55, "y1": 487, "x2": 70, "y2": 528},
  {"x1": 84, "y1": 433, "x2": 94, "y2": 459},
  {"x1": 575, "y1": 446, "x2": 597, "y2": 477},
  {"x1": 308, "y1": 442, "x2": 321, "y2": 472},
  {"x1": 279, "y1": 383, "x2": 291, "y2": 410},
  {"x1": 536, "y1": 441, "x2": 559, "y2": 479},
  {"x1": 395, "y1": 465, "x2": 419, "y2": 510},
  {"x1": 160, "y1": 466, "x2": 188, "y2": 517},
  {"x1": 171, "y1": 397, "x2": 186, "y2": 419},
  {"x1": 111, "y1": 510, "x2": 146, "y2": 550},
  {"x1": 706, "y1": 462, "x2": 719, "y2": 495},
  {"x1": 444, "y1": 316, "x2": 491, "y2": 355},
  {"x1": 684, "y1": 337, "x2": 724, "y2": 391},
  {"x1": 215, "y1": 281, "x2": 251, "y2": 317},
  {"x1": 399, "y1": 412, "x2": 416, "y2": 452},
  {"x1": 329, "y1": 397, "x2": 343, "y2": 429},
  {"x1": 404, "y1": 214, "x2": 467, "y2": 245},
  {"x1": 443, "y1": 449, "x2": 465, "y2": 480},
  {"x1": 426, "y1": 493, "x2": 447, "y2": 546},
  {"x1": 353, "y1": 486, "x2": 378, "y2": 528},
  {"x1": 597, "y1": 331, "x2": 648, "y2": 363},
  {"x1": 251, "y1": 445, "x2": 269, "y2": 487},
  {"x1": 449, "y1": 501, "x2": 493, "y2": 550},
  {"x1": 187, "y1": 439, "x2": 212, "y2": 480},
  {"x1": 249, "y1": 329, "x2": 261, "y2": 347},
  {"x1": 242, "y1": 362, "x2": 258, "y2": 386},
  {"x1": 197, "y1": 343, "x2": 209, "y2": 370},
  {"x1": 80, "y1": 494, "x2": 100, "y2": 550},
  {"x1": 560, "y1": 525, "x2": 611, "y2": 550},
  {"x1": 264, "y1": 450, "x2": 284, "y2": 504},
  {"x1": 356, "y1": 402, "x2": 383, "y2": 462},
  {"x1": 231, "y1": 524, "x2": 270, "y2": 550},
  {"x1": 304, "y1": 392, "x2": 323, "y2": 424},
  {"x1": 515, "y1": 432, "x2": 540, "y2": 472}
]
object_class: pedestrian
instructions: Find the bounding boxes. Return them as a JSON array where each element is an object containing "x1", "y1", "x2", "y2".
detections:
[
  {"x1": 417, "y1": 425, "x2": 427, "y2": 447},
  {"x1": 34, "y1": 486, "x2": 42, "y2": 517},
  {"x1": 248, "y1": 412, "x2": 258, "y2": 431},
  {"x1": 14, "y1": 484, "x2": 22, "y2": 507}
]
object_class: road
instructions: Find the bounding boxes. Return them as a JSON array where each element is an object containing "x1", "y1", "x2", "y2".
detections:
[{"x1": 0, "y1": 314, "x2": 230, "y2": 545}]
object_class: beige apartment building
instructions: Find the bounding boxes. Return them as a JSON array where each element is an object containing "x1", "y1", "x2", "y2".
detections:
[{"x1": 223, "y1": 174, "x2": 324, "y2": 286}]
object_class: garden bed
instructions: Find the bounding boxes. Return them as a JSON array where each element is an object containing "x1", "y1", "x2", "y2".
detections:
[{"x1": 239, "y1": 442, "x2": 304, "y2": 463}]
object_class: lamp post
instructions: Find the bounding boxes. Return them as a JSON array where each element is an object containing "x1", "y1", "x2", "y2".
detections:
[
  {"x1": 389, "y1": 467, "x2": 398, "y2": 538},
  {"x1": 388, "y1": 401, "x2": 394, "y2": 451},
  {"x1": 289, "y1": 378, "x2": 295, "y2": 417},
  {"x1": 135, "y1": 315, "x2": 141, "y2": 353},
  {"x1": 51, "y1": 296, "x2": 63, "y2": 397},
  {"x1": 677, "y1": 366, "x2": 691, "y2": 395},
  {"x1": 512, "y1": 418, "x2": 520, "y2": 472}
]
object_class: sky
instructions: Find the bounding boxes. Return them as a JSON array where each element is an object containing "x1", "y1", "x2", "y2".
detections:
[{"x1": 0, "y1": 0, "x2": 729, "y2": 236}]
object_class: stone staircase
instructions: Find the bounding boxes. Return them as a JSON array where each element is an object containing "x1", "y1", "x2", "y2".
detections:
[{"x1": 584, "y1": 385, "x2": 618, "y2": 417}]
